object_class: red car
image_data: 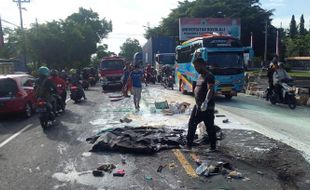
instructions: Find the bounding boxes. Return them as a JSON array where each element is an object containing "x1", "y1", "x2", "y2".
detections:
[{"x1": 0, "y1": 74, "x2": 36, "y2": 118}]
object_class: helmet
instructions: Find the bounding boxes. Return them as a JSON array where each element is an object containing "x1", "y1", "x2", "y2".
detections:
[
  {"x1": 50, "y1": 69, "x2": 58, "y2": 77},
  {"x1": 38, "y1": 66, "x2": 50, "y2": 76},
  {"x1": 278, "y1": 62, "x2": 284, "y2": 68},
  {"x1": 70, "y1": 69, "x2": 76, "y2": 74}
]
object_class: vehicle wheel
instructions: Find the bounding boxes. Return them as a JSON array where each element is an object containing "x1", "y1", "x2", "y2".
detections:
[
  {"x1": 225, "y1": 95, "x2": 232, "y2": 100},
  {"x1": 270, "y1": 96, "x2": 277, "y2": 105},
  {"x1": 180, "y1": 81, "x2": 187, "y2": 95},
  {"x1": 288, "y1": 96, "x2": 296, "y2": 110},
  {"x1": 171, "y1": 86, "x2": 174, "y2": 90},
  {"x1": 40, "y1": 118, "x2": 48, "y2": 129},
  {"x1": 24, "y1": 103, "x2": 33, "y2": 118}
]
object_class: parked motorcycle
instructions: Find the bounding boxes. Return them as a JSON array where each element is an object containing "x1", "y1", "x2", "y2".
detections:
[
  {"x1": 70, "y1": 84, "x2": 83, "y2": 103},
  {"x1": 267, "y1": 78, "x2": 296, "y2": 109},
  {"x1": 36, "y1": 98, "x2": 56, "y2": 129}
]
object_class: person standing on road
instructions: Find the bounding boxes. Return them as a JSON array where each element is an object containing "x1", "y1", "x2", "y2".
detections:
[
  {"x1": 129, "y1": 64, "x2": 144, "y2": 110},
  {"x1": 185, "y1": 58, "x2": 217, "y2": 152}
]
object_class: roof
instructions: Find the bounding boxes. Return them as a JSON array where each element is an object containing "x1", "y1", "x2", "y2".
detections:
[
  {"x1": 0, "y1": 73, "x2": 31, "y2": 79},
  {"x1": 181, "y1": 33, "x2": 236, "y2": 45}
]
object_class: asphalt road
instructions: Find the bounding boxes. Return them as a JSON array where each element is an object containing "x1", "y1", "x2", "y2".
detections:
[
  {"x1": 0, "y1": 84, "x2": 309, "y2": 189},
  {"x1": 215, "y1": 93, "x2": 310, "y2": 162}
]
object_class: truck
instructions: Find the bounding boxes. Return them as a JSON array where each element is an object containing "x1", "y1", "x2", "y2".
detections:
[
  {"x1": 99, "y1": 56, "x2": 125, "y2": 91},
  {"x1": 142, "y1": 36, "x2": 176, "y2": 66}
]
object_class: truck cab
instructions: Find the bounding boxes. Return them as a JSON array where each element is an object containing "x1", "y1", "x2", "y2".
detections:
[{"x1": 99, "y1": 56, "x2": 125, "y2": 90}]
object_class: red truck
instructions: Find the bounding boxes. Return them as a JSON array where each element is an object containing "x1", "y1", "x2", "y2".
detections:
[{"x1": 99, "y1": 56, "x2": 125, "y2": 91}]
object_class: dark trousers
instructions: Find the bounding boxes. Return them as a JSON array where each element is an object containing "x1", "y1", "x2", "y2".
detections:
[{"x1": 187, "y1": 105, "x2": 216, "y2": 149}]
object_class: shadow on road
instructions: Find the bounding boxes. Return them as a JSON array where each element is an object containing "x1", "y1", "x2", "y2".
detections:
[{"x1": 43, "y1": 120, "x2": 80, "y2": 144}]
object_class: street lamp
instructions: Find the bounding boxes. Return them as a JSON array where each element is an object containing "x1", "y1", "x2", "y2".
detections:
[{"x1": 12, "y1": 0, "x2": 30, "y2": 67}]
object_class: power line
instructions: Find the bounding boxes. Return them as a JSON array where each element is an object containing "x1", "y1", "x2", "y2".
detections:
[{"x1": 1, "y1": 18, "x2": 19, "y2": 28}]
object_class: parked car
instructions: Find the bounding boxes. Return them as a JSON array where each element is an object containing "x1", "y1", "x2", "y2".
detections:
[{"x1": 0, "y1": 74, "x2": 36, "y2": 118}]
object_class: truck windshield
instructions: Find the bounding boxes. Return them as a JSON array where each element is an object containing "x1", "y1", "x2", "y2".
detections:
[
  {"x1": 208, "y1": 52, "x2": 244, "y2": 69},
  {"x1": 158, "y1": 55, "x2": 175, "y2": 65},
  {"x1": 100, "y1": 60, "x2": 124, "y2": 70}
]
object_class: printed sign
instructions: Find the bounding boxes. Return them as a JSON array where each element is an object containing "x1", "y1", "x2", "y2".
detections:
[{"x1": 179, "y1": 18, "x2": 241, "y2": 41}]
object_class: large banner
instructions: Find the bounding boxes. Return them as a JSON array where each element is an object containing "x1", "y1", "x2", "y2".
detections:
[{"x1": 179, "y1": 18, "x2": 241, "y2": 41}]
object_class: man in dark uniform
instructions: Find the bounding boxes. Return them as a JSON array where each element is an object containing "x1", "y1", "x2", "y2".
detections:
[{"x1": 186, "y1": 58, "x2": 217, "y2": 152}]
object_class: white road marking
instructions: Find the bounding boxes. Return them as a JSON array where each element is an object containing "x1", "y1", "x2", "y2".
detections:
[
  {"x1": 0, "y1": 124, "x2": 33, "y2": 148},
  {"x1": 66, "y1": 98, "x2": 70, "y2": 103}
]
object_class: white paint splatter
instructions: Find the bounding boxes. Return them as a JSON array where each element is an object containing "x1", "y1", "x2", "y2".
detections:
[
  {"x1": 57, "y1": 144, "x2": 67, "y2": 155},
  {"x1": 253, "y1": 147, "x2": 270, "y2": 152},
  {"x1": 81, "y1": 152, "x2": 92, "y2": 157}
]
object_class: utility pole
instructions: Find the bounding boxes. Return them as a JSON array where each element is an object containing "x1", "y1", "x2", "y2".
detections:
[
  {"x1": 13, "y1": 0, "x2": 30, "y2": 68},
  {"x1": 264, "y1": 20, "x2": 268, "y2": 62}
]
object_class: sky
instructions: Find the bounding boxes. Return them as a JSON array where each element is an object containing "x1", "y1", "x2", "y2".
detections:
[{"x1": 0, "y1": 0, "x2": 309, "y2": 54}]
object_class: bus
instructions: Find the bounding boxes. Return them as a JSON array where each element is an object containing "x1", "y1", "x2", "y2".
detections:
[
  {"x1": 175, "y1": 33, "x2": 248, "y2": 99},
  {"x1": 155, "y1": 53, "x2": 175, "y2": 81}
]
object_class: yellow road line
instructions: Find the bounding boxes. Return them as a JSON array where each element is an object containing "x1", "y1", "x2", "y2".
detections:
[{"x1": 172, "y1": 149, "x2": 198, "y2": 178}]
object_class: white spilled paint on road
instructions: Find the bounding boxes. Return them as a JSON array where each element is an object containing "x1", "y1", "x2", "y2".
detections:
[
  {"x1": 57, "y1": 143, "x2": 68, "y2": 155},
  {"x1": 0, "y1": 124, "x2": 33, "y2": 148},
  {"x1": 81, "y1": 152, "x2": 92, "y2": 157}
]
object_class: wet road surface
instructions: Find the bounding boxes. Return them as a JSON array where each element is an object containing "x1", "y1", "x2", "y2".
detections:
[{"x1": 0, "y1": 84, "x2": 309, "y2": 189}]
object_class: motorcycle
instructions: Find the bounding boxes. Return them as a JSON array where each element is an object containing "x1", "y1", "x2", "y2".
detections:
[
  {"x1": 36, "y1": 98, "x2": 56, "y2": 129},
  {"x1": 70, "y1": 84, "x2": 83, "y2": 103},
  {"x1": 88, "y1": 76, "x2": 96, "y2": 86},
  {"x1": 55, "y1": 84, "x2": 66, "y2": 113},
  {"x1": 161, "y1": 65, "x2": 174, "y2": 90},
  {"x1": 144, "y1": 69, "x2": 156, "y2": 84},
  {"x1": 81, "y1": 80, "x2": 89, "y2": 90},
  {"x1": 268, "y1": 78, "x2": 297, "y2": 109}
]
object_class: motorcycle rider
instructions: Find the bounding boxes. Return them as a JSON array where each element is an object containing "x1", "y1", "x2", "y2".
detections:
[
  {"x1": 34, "y1": 66, "x2": 57, "y2": 116},
  {"x1": 49, "y1": 69, "x2": 67, "y2": 106},
  {"x1": 70, "y1": 69, "x2": 87, "y2": 100},
  {"x1": 273, "y1": 62, "x2": 292, "y2": 101},
  {"x1": 267, "y1": 55, "x2": 279, "y2": 91}
]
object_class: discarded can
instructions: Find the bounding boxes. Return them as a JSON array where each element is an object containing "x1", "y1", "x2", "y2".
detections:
[
  {"x1": 145, "y1": 176, "x2": 153, "y2": 180},
  {"x1": 222, "y1": 119, "x2": 229, "y2": 123},
  {"x1": 121, "y1": 155, "x2": 127, "y2": 164},
  {"x1": 196, "y1": 163, "x2": 208, "y2": 176}
]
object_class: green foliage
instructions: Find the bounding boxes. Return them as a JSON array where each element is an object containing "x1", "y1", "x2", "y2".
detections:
[
  {"x1": 1, "y1": 8, "x2": 112, "y2": 71},
  {"x1": 90, "y1": 44, "x2": 114, "y2": 66},
  {"x1": 289, "y1": 15, "x2": 298, "y2": 38},
  {"x1": 284, "y1": 34, "x2": 310, "y2": 56},
  {"x1": 144, "y1": 0, "x2": 275, "y2": 58},
  {"x1": 118, "y1": 38, "x2": 142, "y2": 61},
  {"x1": 299, "y1": 14, "x2": 307, "y2": 36}
]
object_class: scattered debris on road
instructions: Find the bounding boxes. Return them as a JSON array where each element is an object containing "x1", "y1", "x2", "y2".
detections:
[
  {"x1": 92, "y1": 170, "x2": 104, "y2": 177},
  {"x1": 87, "y1": 126, "x2": 186, "y2": 154},
  {"x1": 157, "y1": 165, "x2": 166, "y2": 172},
  {"x1": 97, "y1": 164, "x2": 116, "y2": 173},
  {"x1": 222, "y1": 119, "x2": 229, "y2": 123},
  {"x1": 120, "y1": 117, "x2": 132, "y2": 123},
  {"x1": 113, "y1": 169, "x2": 125, "y2": 177},
  {"x1": 145, "y1": 176, "x2": 153, "y2": 180}
]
